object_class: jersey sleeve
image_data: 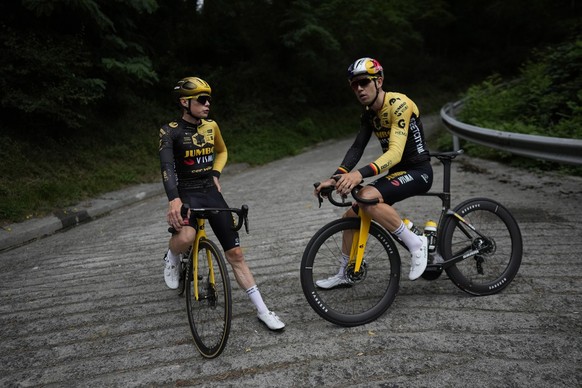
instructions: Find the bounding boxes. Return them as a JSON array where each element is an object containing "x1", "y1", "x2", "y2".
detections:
[
  {"x1": 159, "y1": 126, "x2": 180, "y2": 201},
  {"x1": 211, "y1": 123, "x2": 228, "y2": 178},
  {"x1": 333, "y1": 118, "x2": 373, "y2": 176},
  {"x1": 357, "y1": 99, "x2": 413, "y2": 178}
]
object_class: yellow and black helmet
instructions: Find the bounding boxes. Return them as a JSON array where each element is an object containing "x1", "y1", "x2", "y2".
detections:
[{"x1": 172, "y1": 77, "x2": 211, "y2": 101}]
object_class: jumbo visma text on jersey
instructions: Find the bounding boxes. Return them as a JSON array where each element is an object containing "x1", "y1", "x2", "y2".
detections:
[{"x1": 159, "y1": 118, "x2": 228, "y2": 200}]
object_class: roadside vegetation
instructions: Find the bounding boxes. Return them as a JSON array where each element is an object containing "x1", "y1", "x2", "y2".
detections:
[{"x1": 437, "y1": 38, "x2": 582, "y2": 176}]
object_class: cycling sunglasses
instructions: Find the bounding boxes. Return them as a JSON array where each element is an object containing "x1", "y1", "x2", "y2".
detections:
[
  {"x1": 350, "y1": 77, "x2": 375, "y2": 90},
  {"x1": 194, "y1": 95, "x2": 212, "y2": 105}
]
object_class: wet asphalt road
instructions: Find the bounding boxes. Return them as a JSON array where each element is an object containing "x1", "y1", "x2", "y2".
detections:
[{"x1": 1, "y1": 121, "x2": 581, "y2": 387}]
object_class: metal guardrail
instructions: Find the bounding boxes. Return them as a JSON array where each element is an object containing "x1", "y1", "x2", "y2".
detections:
[{"x1": 440, "y1": 100, "x2": 582, "y2": 165}]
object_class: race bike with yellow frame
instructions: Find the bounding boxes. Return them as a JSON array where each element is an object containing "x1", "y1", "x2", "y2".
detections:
[
  {"x1": 300, "y1": 150, "x2": 523, "y2": 327},
  {"x1": 171, "y1": 203, "x2": 249, "y2": 358}
]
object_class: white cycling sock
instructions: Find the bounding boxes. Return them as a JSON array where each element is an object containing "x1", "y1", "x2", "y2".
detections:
[
  {"x1": 246, "y1": 285, "x2": 269, "y2": 315},
  {"x1": 337, "y1": 253, "x2": 350, "y2": 276},
  {"x1": 393, "y1": 222, "x2": 422, "y2": 252},
  {"x1": 166, "y1": 249, "x2": 180, "y2": 266}
]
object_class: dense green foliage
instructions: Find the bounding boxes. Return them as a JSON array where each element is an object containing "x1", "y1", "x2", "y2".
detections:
[
  {"x1": 444, "y1": 39, "x2": 582, "y2": 175},
  {"x1": 1, "y1": 0, "x2": 580, "y2": 224},
  {"x1": 459, "y1": 39, "x2": 582, "y2": 139}
]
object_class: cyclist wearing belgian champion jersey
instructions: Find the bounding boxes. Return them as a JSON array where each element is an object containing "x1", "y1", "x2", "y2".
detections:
[
  {"x1": 159, "y1": 77, "x2": 285, "y2": 331},
  {"x1": 314, "y1": 58, "x2": 433, "y2": 286}
]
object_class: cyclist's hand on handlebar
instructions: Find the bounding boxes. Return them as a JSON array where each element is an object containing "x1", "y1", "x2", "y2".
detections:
[
  {"x1": 167, "y1": 198, "x2": 186, "y2": 231},
  {"x1": 314, "y1": 178, "x2": 336, "y2": 196},
  {"x1": 333, "y1": 171, "x2": 363, "y2": 196}
]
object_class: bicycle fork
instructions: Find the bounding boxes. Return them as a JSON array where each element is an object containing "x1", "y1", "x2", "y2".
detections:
[
  {"x1": 348, "y1": 211, "x2": 372, "y2": 273},
  {"x1": 192, "y1": 219, "x2": 216, "y2": 303}
]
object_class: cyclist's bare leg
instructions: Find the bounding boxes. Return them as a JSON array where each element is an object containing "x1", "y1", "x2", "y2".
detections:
[
  {"x1": 169, "y1": 227, "x2": 196, "y2": 256},
  {"x1": 224, "y1": 247, "x2": 274, "y2": 318},
  {"x1": 341, "y1": 208, "x2": 358, "y2": 257},
  {"x1": 338, "y1": 189, "x2": 412, "y2": 267},
  {"x1": 164, "y1": 227, "x2": 195, "y2": 288},
  {"x1": 355, "y1": 186, "x2": 422, "y2": 252},
  {"x1": 318, "y1": 208, "x2": 357, "y2": 278},
  {"x1": 224, "y1": 247, "x2": 256, "y2": 290},
  {"x1": 356, "y1": 187, "x2": 400, "y2": 229}
]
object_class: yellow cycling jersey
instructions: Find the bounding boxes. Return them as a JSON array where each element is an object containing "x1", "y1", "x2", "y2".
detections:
[
  {"x1": 159, "y1": 118, "x2": 227, "y2": 200},
  {"x1": 335, "y1": 92, "x2": 429, "y2": 178}
]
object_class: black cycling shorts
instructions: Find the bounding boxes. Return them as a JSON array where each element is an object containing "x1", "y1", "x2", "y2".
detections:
[
  {"x1": 180, "y1": 186, "x2": 240, "y2": 252},
  {"x1": 353, "y1": 161, "x2": 433, "y2": 211}
]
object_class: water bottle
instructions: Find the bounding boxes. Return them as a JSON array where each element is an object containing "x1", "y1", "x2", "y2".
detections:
[
  {"x1": 423, "y1": 220, "x2": 437, "y2": 253},
  {"x1": 403, "y1": 218, "x2": 422, "y2": 236}
]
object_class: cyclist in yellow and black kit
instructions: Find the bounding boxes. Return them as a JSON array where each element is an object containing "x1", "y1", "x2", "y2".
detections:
[
  {"x1": 314, "y1": 57, "x2": 433, "y2": 285},
  {"x1": 159, "y1": 77, "x2": 285, "y2": 330}
]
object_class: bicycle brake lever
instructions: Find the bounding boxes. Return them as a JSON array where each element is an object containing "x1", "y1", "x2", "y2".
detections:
[
  {"x1": 241, "y1": 204, "x2": 249, "y2": 233},
  {"x1": 314, "y1": 182, "x2": 323, "y2": 208}
]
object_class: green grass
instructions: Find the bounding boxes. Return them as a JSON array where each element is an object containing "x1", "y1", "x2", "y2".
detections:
[
  {"x1": 223, "y1": 107, "x2": 362, "y2": 165},
  {"x1": 0, "y1": 105, "x2": 162, "y2": 225},
  {"x1": 0, "y1": 103, "x2": 364, "y2": 225}
]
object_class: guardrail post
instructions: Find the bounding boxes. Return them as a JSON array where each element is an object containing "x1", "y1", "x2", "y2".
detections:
[{"x1": 453, "y1": 135, "x2": 460, "y2": 151}]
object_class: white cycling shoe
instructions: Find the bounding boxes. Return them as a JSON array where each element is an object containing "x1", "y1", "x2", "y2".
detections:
[
  {"x1": 315, "y1": 274, "x2": 351, "y2": 289},
  {"x1": 409, "y1": 235, "x2": 428, "y2": 280},
  {"x1": 163, "y1": 256, "x2": 180, "y2": 289},
  {"x1": 258, "y1": 311, "x2": 286, "y2": 331}
]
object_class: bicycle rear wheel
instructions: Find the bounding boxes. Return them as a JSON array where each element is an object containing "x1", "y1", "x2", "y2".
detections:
[
  {"x1": 185, "y1": 238, "x2": 232, "y2": 358},
  {"x1": 300, "y1": 218, "x2": 401, "y2": 327},
  {"x1": 441, "y1": 198, "x2": 522, "y2": 296}
]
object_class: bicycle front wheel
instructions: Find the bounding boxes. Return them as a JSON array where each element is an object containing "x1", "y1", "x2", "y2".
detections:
[
  {"x1": 441, "y1": 198, "x2": 523, "y2": 296},
  {"x1": 185, "y1": 238, "x2": 232, "y2": 358},
  {"x1": 300, "y1": 218, "x2": 401, "y2": 327}
]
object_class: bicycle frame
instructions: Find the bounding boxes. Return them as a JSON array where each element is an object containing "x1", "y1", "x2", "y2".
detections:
[
  {"x1": 347, "y1": 151, "x2": 483, "y2": 274},
  {"x1": 191, "y1": 217, "x2": 214, "y2": 302},
  {"x1": 418, "y1": 156, "x2": 494, "y2": 271},
  {"x1": 181, "y1": 205, "x2": 248, "y2": 300}
]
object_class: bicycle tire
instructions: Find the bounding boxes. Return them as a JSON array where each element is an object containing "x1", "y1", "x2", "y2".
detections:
[
  {"x1": 186, "y1": 238, "x2": 232, "y2": 358},
  {"x1": 177, "y1": 247, "x2": 191, "y2": 297},
  {"x1": 177, "y1": 260, "x2": 187, "y2": 296},
  {"x1": 300, "y1": 218, "x2": 401, "y2": 327},
  {"x1": 441, "y1": 198, "x2": 522, "y2": 296}
]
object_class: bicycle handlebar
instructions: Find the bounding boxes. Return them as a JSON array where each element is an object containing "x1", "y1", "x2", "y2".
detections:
[
  {"x1": 168, "y1": 203, "x2": 250, "y2": 234},
  {"x1": 314, "y1": 176, "x2": 379, "y2": 208}
]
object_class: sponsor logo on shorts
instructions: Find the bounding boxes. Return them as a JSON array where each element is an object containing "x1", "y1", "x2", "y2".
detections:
[{"x1": 391, "y1": 173, "x2": 413, "y2": 186}]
